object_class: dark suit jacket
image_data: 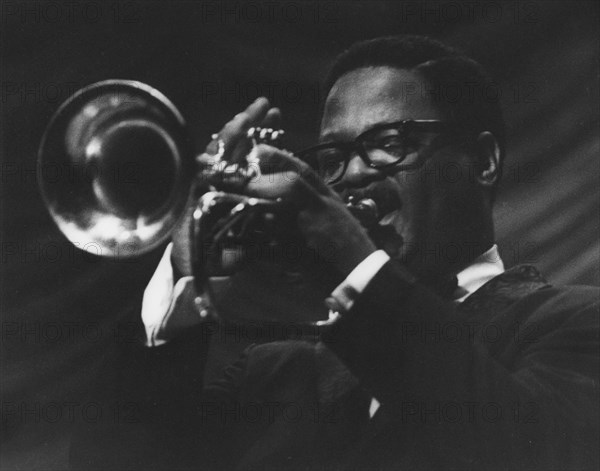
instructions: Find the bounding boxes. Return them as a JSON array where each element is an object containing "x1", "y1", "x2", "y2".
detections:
[{"x1": 70, "y1": 263, "x2": 599, "y2": 470}]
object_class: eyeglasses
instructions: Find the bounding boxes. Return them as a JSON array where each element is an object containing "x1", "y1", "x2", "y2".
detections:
[{"x1": 297, "y1": 120, "x2": 460, "y2": 185}]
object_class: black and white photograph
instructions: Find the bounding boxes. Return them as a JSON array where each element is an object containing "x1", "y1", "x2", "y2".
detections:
[{"x1": 1, "y1": 1, "x2": 599, "y2": 469}]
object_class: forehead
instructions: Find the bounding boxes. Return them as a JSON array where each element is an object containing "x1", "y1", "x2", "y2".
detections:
[{"x1": 320, "y1": 66, "x2": 443, "y2": 140}]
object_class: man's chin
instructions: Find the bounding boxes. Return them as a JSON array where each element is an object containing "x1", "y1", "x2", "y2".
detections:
[
  {"x1": 368, "y1": 225, "x2": 428, "y2": 274},
  {"x1": 368, "y1": 224, "x2": 406, "y2": 259}
]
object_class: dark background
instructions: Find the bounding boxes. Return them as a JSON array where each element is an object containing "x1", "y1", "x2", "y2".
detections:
[{"x1": 1, "y1": 0, "x2": 598, "y2": 469}]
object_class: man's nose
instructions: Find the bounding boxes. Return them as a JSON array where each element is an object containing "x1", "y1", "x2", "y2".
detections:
[{"x1": 341, "y1": 152, "x2": 382, "y2": 187}]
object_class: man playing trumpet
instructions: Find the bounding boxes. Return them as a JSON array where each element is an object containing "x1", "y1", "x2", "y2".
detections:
[{"x1": 72, "y1": 35, "x2": 599, "y2": 470}]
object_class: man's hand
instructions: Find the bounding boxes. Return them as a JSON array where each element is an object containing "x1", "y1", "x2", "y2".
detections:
[
  {"x1": 170, "y1": 97, "x2": 282, "y2": 278},
  {"x1": 198, "y1": 96, "x2": 376, "y2": 278},
  {"x1": 173, "y1": 95, "x2": 377, "y2": 285},
  {"x1": 244, "y1": 144, "x2": 377, "y2": 277}
]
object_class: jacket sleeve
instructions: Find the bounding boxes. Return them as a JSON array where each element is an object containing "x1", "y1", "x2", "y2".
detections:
[
  {"x1": 69, "y1": 321, "x2": 249, "y2": 471},
  {"x1": 321, "y1": 259, "x2": 600, "y2": 469}
]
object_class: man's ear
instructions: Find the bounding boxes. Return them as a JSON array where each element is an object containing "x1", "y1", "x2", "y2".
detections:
[{"x1": 475, "y1": 131, "x2": 500, "y2": 187}]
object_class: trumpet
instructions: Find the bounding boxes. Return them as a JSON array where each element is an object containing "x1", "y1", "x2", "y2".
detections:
[{"x1": 38, "y1": 80, "x2": 378, "y2": 323}]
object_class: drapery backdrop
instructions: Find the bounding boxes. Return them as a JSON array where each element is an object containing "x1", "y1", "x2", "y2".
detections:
[{"x1": 1, "y1": 1, "x2": 598, "y2": 469}]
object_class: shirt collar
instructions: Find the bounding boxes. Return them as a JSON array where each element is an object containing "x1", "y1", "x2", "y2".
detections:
[{"x1": 455, "y1": 244, "x2": 504, "y2": 303}]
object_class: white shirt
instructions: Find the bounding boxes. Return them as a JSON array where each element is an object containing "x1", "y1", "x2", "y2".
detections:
[{"x1": 141, "y1": 244, "x2": 504, "y2": 416}]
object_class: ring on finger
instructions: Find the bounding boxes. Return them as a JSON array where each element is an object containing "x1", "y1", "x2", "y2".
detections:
[{"x1": 213, "y1": 138, "x2": 226, "y2": 164}]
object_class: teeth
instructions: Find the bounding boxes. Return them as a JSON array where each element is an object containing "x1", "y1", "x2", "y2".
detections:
[{"x1": 379, "y1": 209, "x2": 401, "y2": 226}]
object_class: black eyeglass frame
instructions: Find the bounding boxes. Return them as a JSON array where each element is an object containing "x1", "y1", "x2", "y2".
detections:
[{"x1": 297, "y1": 119, "x2": 464, "y2": 184}]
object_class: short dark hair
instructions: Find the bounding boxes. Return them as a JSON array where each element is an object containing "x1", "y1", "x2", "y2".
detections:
[{"x1": 325, "y1": 35, "x2": 506, "y2": 191}]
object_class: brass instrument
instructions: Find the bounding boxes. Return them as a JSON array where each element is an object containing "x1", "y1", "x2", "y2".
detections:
[{"x1": 38, "y1": 80, "x2": 378, "y2": 324}]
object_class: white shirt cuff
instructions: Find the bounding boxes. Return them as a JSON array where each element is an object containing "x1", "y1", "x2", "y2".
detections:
[
  {"x1": 327, "y1": 250, "x2": 390, "y2": 313},
  {"x1": 142, "y1": 243, "x2": 175, "y2": 347}
]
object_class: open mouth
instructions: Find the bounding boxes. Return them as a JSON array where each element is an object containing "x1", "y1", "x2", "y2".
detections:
[
  {"x1": 345, "y1": 186, "x2": 405, "y2": 256},
  {"x1": 379, "y1": 208, "x2": 402, "y2": 226},
  {"x1": 344, "y1": 184, "x2": 407, "y2": 258},
  {"x1": 346, "y1": 184, "x2": 403, "y2": 226}
]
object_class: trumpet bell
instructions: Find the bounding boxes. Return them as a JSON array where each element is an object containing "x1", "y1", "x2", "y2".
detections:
[{"x1": 38, "y1": 80, "x2": 193, "y2": 257}]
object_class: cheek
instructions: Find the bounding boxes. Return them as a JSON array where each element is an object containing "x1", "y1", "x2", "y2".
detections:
[
  {"x1": 395, "y1": 157, "x2": 477, "y2": 235},
  {"x1": 427, "y1": 158, "x2": 482, "y2": 234},
  {"x1": 390, "y1": 171, "x2": 430, "y2": 234}
]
